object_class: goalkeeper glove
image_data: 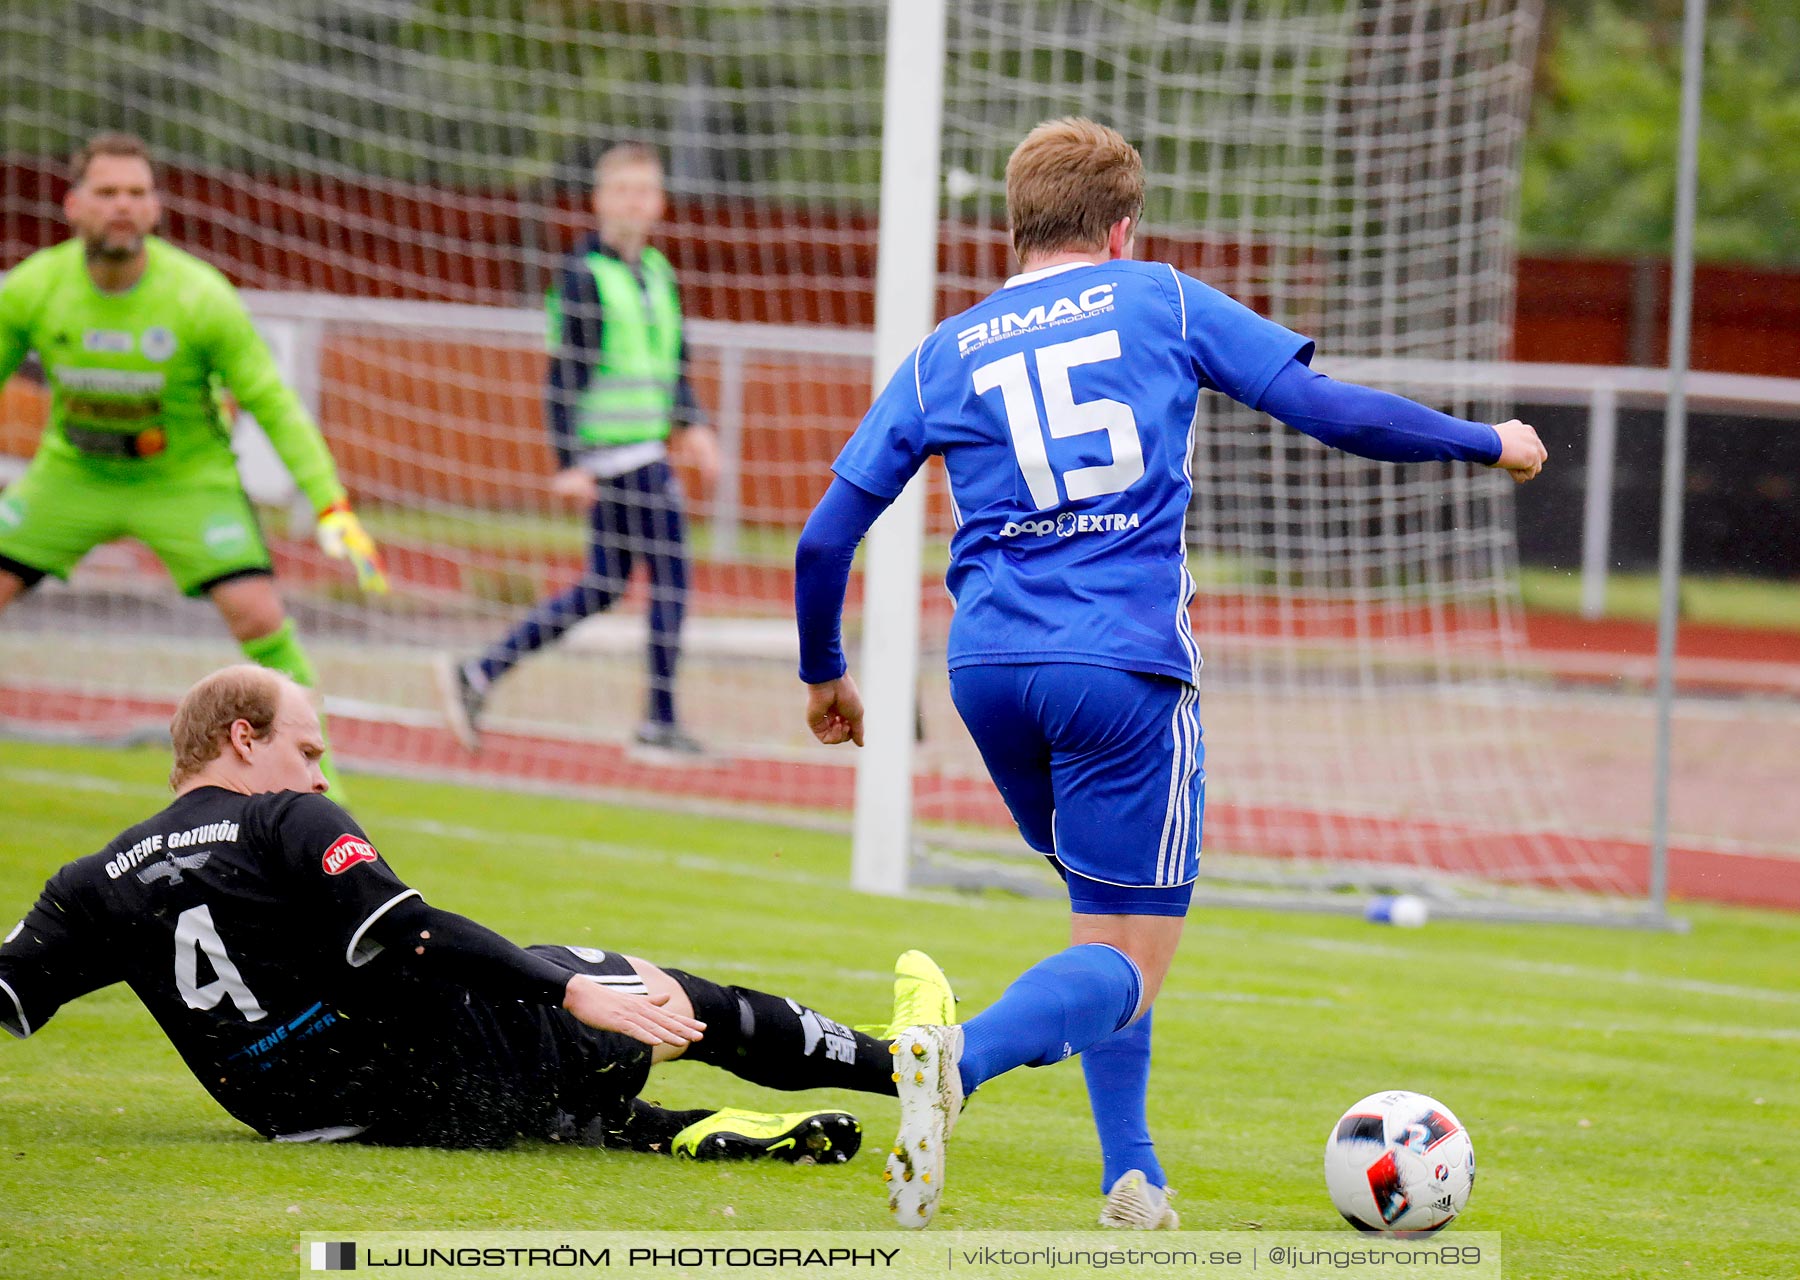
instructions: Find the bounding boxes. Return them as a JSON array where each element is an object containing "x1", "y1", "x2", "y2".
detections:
[{"x1": 316, "y1": 500, "x2": 389, "y2": 595}]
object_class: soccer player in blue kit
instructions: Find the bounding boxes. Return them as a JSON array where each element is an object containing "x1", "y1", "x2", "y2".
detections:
[{"x1": 793, "y1": 119, "x2": 1547, "y2": 1230}]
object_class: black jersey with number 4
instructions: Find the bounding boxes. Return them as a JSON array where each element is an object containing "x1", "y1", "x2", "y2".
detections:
[{"x1": 0, "y1": 787, "x2": 437, "y2": 1137}]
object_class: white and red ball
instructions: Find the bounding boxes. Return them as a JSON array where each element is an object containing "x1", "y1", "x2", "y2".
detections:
[{"x1": 1324, "y1": 1090, "x2": 1475, "y2": 1236}]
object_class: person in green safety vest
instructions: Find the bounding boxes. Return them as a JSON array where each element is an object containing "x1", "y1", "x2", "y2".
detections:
[
  {"x1": 0, "y1": 133, "x2": 385, "y2": 803},
  {"x1": 436, "y1": 143, "x2": 719, "y2": 758}
]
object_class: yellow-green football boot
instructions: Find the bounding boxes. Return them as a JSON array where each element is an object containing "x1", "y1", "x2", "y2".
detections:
[
  {"x1": 857, "y1": 950, "x2": 957, "y2": 1040},
  {"x1": 672, "y1": 1108, "x2": 862, "y2": 1164}
]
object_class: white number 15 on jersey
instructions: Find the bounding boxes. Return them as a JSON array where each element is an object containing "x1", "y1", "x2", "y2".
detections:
[{"x1": 972, "y1": 329, "x2": 1144, "y2": 511}]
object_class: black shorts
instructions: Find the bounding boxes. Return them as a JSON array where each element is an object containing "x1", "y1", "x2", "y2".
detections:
[{"x1": 358, "y1": 946, "x2": 656, "y2": 1150}]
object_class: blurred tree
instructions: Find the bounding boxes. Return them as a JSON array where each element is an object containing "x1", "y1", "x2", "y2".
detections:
[
  {"x1": 1, "y1": 0, "x2": 889, "y2": 197},
  {"x1": 34, "y1": 0, "x2": 1790, "y2": 266},
  {"x1": 1522, "y1": 0, "x2": 1800, "y2": 264}
]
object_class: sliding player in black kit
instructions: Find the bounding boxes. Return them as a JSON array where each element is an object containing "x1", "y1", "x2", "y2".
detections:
[{"x1": 0, "y1": 665, "x2": 956, "y2": 1159}]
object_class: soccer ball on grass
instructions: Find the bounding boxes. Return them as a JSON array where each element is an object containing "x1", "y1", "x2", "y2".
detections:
[{"x1": 1323, "y1": 1090, "x2": 1474, "y2": 1236}]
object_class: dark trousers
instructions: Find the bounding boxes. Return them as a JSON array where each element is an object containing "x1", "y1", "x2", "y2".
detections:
[{"x1": 476, "y1": 459, "x2": 687, "y2": 726}]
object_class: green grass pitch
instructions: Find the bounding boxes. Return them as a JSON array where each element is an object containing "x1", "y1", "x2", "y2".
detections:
[{"x1": 0, "y1": 740, "x2": 1795, "y2": 1277}]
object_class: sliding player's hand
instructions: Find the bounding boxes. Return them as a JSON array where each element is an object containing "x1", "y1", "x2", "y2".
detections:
[
  {"x1": 315, "y1": 501, "x2": 390, "y2": 594},
  {"x1": 562, "y1": 977, "x2": 706, "y2": 1047},
  {"x1": 806, "y1": 674, "x2": 865, "y2": 747},
  {"x1": 1490, "y1": 419, "x2": 1547, "y2": 484}
]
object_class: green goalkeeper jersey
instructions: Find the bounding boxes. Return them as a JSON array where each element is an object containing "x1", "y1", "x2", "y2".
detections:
[{"x1": 0, "y1": 236, "x2": 345, "y2": 511}]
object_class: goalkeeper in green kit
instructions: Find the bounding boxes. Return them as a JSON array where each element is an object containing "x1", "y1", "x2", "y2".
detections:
[{"x1": 0, "y1": 134, "x2": 384, "y2": 797}]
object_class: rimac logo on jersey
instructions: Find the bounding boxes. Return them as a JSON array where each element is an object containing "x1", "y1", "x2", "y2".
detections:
[
  {"x1": 957, "y1": 283, "x2": 1116, "y2": 356},
  {"x1": 322, "y1": 835, "x2": 379, "y2": 876}
]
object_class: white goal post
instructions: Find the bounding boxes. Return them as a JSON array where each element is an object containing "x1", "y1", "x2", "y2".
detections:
[{"x1": 851, "y1": 0, "x2": 947, "y2": 898}]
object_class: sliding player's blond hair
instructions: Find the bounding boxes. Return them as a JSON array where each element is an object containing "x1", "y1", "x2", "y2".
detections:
[
  {"x1": 1005, "y1": 118, "x2": 1144, "y2": 263},
  {"x1": 169, "y1": 665, "x2": 287, "y2": 787}
]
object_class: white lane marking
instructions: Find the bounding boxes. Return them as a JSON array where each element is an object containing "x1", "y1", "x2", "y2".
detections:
[
  {"x1": 6, "y1": 765, "x2": 1798, "y2": 1008},
  {"x1": 1283, "y1": 934, "x2": 1800, "y2": 1006}
]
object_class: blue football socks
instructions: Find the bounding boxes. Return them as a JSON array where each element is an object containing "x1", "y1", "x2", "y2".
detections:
[
  {"x1": 957, "y1": 943, "x2": 1142, "y2": 1094},
  {"x1": 1082, "y1": 1007, "x2": 1164, "y2": 1191}
]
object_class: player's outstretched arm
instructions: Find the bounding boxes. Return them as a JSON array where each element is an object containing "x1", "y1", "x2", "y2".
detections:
[
  {"x1": 357, "y1": 895, "x2": 693, "y2": 1044},
  {"x1": 365, "y1": 897, "x2": 702, "y2": 1047},
  {"x1": 1256, "y1": 358, "x2": 1546, "y2": 483},
  {"x1": 202, "y1": 285, "x2": 389, "y2": 592},
  {"x1": 209, "y1": 284, "x2": 347, "y2": 512},
  {"x1": 282, "y1": 794, "x2": 700, "y2": 1047}
]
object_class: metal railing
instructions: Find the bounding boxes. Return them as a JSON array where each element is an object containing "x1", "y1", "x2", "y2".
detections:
[
  {"x1": 1323, "y1": 357, "x2": 1800, "y2": 617},
  {"x1": 11, "y1": 290, "x2": 1798, "y2": 608}
]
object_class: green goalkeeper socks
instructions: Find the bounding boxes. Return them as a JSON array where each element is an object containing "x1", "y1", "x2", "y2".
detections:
[
  {"x1": 240, "y1": 617, "x2": 316, "y2": 683},
  {"x1": 240, "y1": 619, "x2": 349, "y2": 804}
]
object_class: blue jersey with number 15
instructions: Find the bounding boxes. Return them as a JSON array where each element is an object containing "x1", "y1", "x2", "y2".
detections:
[{"x1": 831, "y1": 259, "x2": 1313, "y2": 684}]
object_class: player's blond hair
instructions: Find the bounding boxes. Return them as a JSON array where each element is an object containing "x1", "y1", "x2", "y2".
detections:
[
  {"x1": 594, "y1": 141, "x2": 663, "y2": 188},
  {"x1": 1005, "y1": 118, "x2": 1144, "y2": 263},
  {"x1": 169, "y1": 665, "x2": 287, "y2": 788},
  {"x1": 70, "y1": 132, "x2": 155, "y2": 187}
]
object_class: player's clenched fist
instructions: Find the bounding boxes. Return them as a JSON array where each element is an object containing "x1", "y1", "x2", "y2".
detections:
[
  {"x1": 1490, "y1": 419, "x2": 1547, "y2": 483},
  {"x1": 806, "y1": 674, "x2": 865, "y2": 747}
]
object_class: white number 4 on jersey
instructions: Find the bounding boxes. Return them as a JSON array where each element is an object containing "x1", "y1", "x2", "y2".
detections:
[{"x1": 174, "y1": 904, "x2": 268, "y2": 1022}]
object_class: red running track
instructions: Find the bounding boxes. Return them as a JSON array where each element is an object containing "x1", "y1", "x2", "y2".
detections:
[{"x1": 5, "y1": 682, "x2": 1797, "y2": 914}]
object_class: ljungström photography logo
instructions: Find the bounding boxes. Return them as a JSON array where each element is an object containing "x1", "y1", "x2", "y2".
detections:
[{"x1": 310, "y1": 1241, "x2": 356, "y2": 1271}]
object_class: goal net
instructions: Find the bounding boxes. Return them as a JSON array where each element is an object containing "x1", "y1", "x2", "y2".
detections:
[
  {"x1": 917, "y1": 0, "x2": 1658, "y2": 922},
  {"x1": 0, "y1": 0, "x2": 1660, "y2": 921}
]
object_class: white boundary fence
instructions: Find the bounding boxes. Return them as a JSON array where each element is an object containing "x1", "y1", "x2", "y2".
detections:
[{"x1": 9, "y1": 280, "x2": 1797, "y2": 607}]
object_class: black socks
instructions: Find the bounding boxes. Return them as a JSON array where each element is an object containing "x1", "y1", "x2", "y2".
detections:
[
  {"x1": 582, "y1": 1097, "x2": 712, "y2": 1153},
  {"x1": 664, "y1": 969, "x2": 898, "y2": 1097}
]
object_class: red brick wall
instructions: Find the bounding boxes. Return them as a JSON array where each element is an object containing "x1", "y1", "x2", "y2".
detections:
[
  {"x1": 9, "y1": 160, "x2": 1796, "y2": 373},
  {"x1": 6, "y1": 163, "x2": 1797, "y2": 525},
  {"x1": 1515, "y1": 257, "x2": 1800, "y2": 375}
]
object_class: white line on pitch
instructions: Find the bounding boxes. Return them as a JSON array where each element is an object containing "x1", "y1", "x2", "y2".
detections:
[
  {"x1": 0, "y1": 766, "x2": 156, "y2": 796},
  {"x1": 1430, "y1": 1011, "x2": 1800, "y2": 1045},
  {"x1": 1285, "y1": 934, "x2": 1800, "y2": 1005},
  {"x1": 7, "y1": 764, "x2": 1800, "y2": 1010},
  {"x1": 0, "y1": 765, "x2": 991, "y2": 909}
]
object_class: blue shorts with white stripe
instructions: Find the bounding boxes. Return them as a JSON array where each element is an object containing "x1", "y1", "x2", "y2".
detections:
[{"x1": 948, "y1": 662, "x2": 1202, "y2": 917}]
